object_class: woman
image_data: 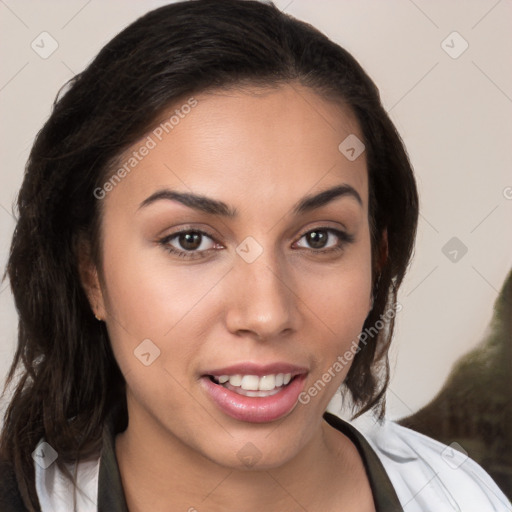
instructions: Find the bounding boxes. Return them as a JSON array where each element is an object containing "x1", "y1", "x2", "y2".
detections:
[{"x1": 0, "y1": 1, "x2": 509, "y2": 511}]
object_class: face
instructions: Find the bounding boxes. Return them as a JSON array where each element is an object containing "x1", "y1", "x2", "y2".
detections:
[{"x1": 85, "y1": 82, "x2": 373, "y2": 469}]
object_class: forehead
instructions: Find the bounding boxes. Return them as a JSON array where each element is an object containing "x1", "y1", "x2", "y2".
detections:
[{"x1": 103, "y1": 83, "x2": 368, "y2": 216}]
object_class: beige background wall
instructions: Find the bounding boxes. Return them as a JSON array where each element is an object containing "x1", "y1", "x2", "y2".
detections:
[{"x1": 1, "y1": 0, "x2": 511, "y2": 421}]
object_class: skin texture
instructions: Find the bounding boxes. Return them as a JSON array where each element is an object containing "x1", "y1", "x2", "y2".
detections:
[{"x1": 81, "y1": 82, "x2": 376, "y2": 511}]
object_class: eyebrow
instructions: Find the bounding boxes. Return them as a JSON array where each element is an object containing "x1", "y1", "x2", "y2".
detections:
[{"x1": 138, "y1": 183, "x2": 362, "y2": 217}]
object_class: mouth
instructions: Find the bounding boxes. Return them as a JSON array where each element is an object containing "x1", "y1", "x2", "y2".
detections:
[
  {"x1": 207, "y1": 372, "x2": 299, "y2": 397},
  {"x1": 200, "y1": 364, "x2": 308, "y2": 423}
]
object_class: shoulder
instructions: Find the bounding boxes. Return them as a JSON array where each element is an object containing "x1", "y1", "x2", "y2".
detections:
[
  {"x1": 0, "y1": 458, "x2": 29, "y2": 512},
  {"x1": 349, "y1": 414, "x2": 512, "y2": 511}
]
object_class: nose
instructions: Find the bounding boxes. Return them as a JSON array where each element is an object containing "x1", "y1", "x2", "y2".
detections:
[{"x1": 224, "y1": 250, "x2": 299, "y2": 341}]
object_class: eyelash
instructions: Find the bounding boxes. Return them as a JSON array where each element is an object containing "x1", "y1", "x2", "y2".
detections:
[{"x1": 158, "y1": 226, "x2": 355, "y2": 260}]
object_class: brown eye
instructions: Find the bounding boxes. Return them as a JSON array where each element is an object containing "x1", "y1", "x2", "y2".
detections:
[
  {"x1": 177, "y1": 232, "x2": 203, "y2": 251},
  {"x1": 295, "y1": 228, "x2": 353, "y2": 253},
  {"x1": 159, "y1": 229, "x2": 218, "y2": 260},
  {"x1": 304, "y1": 230, "x2": 329, "y2": 249}
]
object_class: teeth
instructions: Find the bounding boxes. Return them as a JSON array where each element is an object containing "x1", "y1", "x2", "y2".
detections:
[
  {"x1": 229, "y1": 374, "x2": 242, "y2": 387},
  {"x1": 212, "y1": 373, "x2": 294, "y2": 391},
  {"x1": 258, "y1": 375, "x2": 275, "y2": 391},
  {"x1": 241, "y1": 375, "x2": 259, "y2": 391}
]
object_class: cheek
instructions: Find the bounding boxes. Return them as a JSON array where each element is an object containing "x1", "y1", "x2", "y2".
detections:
[
  {"x1": 299, "y1": 241, "x2": 372, "y2": 340},
  {"x1": 100, "y1": 232, "x2": 222, "y2": 336},
  {"x1": 292, "y1": 253, "x2": 372, "y2": 413},
  {"x1": 307, "y1": 268, "x2": 371, "y2": 329},
  {"x1": 296, "y1": 240, "x2": 373, "y2": 393},
  {"x1": 98, "y1": 233, "x2": 230, "y2": 383}
]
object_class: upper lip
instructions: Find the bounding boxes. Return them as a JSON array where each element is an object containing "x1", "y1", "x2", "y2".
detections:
[{"x1": 204, "y1": 362, "x2": 308, "y2": 377}]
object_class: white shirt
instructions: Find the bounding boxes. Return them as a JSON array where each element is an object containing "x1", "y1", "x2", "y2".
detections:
[
  {"x1": 34, "y1": 411, "x2": 512, "y2": 511},
  {"x1": 350, "y1": 413, "x2": 511, "y2": 511}
]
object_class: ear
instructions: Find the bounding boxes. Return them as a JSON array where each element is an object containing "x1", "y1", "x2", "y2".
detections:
[{"x1": 77, "y1": 236, "x2": 106, "y2": 321}]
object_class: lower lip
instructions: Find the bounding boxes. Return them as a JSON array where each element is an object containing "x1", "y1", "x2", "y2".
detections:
[{"x1": 200, "y1": 374, "x2": 307, "y2": 423}]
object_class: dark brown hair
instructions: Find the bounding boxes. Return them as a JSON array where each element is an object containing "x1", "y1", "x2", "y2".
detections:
[{"x1": 0, "y1": 0, "x2": 418, "y2": 509}]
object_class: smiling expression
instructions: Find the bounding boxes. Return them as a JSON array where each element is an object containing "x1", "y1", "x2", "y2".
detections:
[{"x1": 84, "y1": 82, "x2": 373, "y2": 469}]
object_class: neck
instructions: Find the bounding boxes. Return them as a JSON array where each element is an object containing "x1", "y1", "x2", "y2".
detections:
[{"x1": 115, "y1": 399, "x2": 369, "y2": 512}]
